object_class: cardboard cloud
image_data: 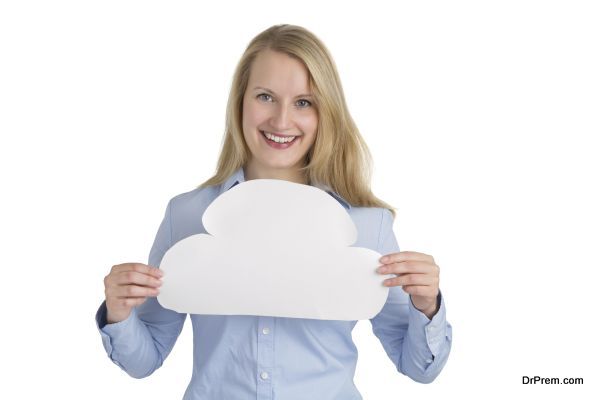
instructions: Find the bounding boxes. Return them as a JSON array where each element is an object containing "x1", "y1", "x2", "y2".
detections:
[{"x1": 157, "y1": 179, "x2": 389, "y2": 320}]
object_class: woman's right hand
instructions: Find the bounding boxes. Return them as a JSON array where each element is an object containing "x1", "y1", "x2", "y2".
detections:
[{"x1": 104, "y1": 263, "x2": 163, "y2": 324}]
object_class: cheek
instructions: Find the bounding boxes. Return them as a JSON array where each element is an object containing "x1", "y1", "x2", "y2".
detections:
[
  {"x1": 300, "y1": 113, "x2": 318, "y2": 139},
  {"x1": 244, "y1": 101, "x2": 268, "y2": 126}
]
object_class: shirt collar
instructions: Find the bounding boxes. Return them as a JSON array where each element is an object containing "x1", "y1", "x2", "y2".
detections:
[{"x1": 219, "y1": 167, "x2": 351, "y2": 210}]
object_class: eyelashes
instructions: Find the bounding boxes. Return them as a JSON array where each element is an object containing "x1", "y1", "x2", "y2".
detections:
[
  {"x1": 257, "y1": 93, "x2": 272, "y2": 102},
  {"x1": 257, "y1": 93, "x2": 313, "y2": 108},
  {"x1": 297, "y1": 99, "x2": 312, "y2": 108}
]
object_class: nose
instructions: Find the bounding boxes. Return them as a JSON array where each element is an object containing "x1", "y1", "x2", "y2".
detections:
[{"x1": 270, "y1": 103, "x2": 293, "y2": 131}]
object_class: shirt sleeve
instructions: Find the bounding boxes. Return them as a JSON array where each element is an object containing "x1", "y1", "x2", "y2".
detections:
[
  {"x1": 94, "y1": 198, "x2": 187, "y2": 379},
  {"x1": 369, "y1": 208, "x2": 453, "y2": 383}
]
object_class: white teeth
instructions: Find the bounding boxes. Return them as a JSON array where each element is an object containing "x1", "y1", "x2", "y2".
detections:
[{"x1": 262, "y1": 131, "x2": 296, "y2": 143}]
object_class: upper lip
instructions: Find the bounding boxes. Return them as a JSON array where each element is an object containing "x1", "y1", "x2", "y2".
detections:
[{"x1": 261, "y1": 130, "x2": 298, "y2": 138}]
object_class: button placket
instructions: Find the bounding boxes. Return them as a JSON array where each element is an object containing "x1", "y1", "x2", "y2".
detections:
[{"x1": 257, "y1": 316, "x2": 274, "y2": 399}]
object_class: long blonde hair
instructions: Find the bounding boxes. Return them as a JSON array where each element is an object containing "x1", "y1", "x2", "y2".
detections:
[{"x1": 198, "y1": 24, "x2": 396, "y2": 218}]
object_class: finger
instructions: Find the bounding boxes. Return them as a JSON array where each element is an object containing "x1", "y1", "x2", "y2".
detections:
[
  {"x1": 379, "y1": 251, "x2": 434, "y2": 265},
  {"x1": 377, "y1": 260, "x2": 438, "y2": 275},
  {"x1": 106, "y1": 283, "x2": 154, "y2": 298},
  {"x1": 113, "y1": 263, "x2": 164, "y2": 278},
  {"x1": 115, "y1": 270, "x2": 163, "y2": 288},
  {"x1": 114, "y1": 285, "x2": 160, "y2": 298},
  {"x1": 383, "y1": 273, "x2": 438, "y2": 287}
]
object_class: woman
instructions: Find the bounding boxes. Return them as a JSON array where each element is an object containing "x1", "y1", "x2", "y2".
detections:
[{"x1": 96, "y1": 24, "x2": 452, "y2": 399}]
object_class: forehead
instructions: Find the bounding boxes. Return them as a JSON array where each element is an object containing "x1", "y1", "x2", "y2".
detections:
[{"x1": 248, "y1": 50, "x2": 311, "y2": 92}]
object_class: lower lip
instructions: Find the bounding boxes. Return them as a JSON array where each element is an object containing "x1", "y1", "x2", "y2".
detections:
[{"x1": 260, "y1": 131, "x2": 299, "y2": 149}]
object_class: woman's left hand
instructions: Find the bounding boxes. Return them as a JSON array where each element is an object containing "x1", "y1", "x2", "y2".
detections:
[{"x1": 377, "y1": 251, "x2": 440, "y2": 319}]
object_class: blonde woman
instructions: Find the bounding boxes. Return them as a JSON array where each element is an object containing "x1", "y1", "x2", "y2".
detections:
[{"x1": 97, "y1": 24, "x2": 453, "y2": 399}]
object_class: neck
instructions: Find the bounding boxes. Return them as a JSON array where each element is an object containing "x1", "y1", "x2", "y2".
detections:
[{"x1": 243, "y1": 162, "x2": 308, "y2": 185}]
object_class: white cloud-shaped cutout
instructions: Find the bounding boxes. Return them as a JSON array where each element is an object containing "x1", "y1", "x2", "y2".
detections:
[{"x1": 157, "y1": 179, "x2": 388, "y2": 320}]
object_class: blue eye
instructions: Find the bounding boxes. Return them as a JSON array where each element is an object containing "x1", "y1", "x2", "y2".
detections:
[
  {"x1": 257, "y1": 93, "x2": 272, "y2": 102},
  {"x1": 297, "y1": 99, "x2": 312, "y2": 108}
]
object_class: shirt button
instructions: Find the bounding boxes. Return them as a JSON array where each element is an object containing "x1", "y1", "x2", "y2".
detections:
[
  {"x1": 426, "y1": 358, "x2": 433, "y2": 364},
  {"x1": 260, "y1": 371, "x2": 269, "y2": 380},
  {"x1": 262, "y1": 327, "x2": 270, "y2": 335}
]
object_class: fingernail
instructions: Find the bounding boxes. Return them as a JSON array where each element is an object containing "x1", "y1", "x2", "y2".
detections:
[
  {"x1": 157, "y1": 269, "x2": 164, "y2": 276},
  {"x1": 377, "y1": 266, "x2": 387, "y2": 273},
  {"x1": 380, "y1": 256, "x2": 389, "y2": 263}
]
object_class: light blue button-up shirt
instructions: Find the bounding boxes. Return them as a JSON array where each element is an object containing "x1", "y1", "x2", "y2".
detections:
[{"x1": 95, "y1": 167, "x2": 453, "y2": 399}]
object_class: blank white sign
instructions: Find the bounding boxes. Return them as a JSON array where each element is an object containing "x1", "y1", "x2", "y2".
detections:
[{"x1": 157, "y1": 179, "x2": 389, "y2": 320}]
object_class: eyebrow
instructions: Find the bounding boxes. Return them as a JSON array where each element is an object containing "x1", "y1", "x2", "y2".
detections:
[{"x1": 252, "y1": 86, "x2": 313, "y2": 98}]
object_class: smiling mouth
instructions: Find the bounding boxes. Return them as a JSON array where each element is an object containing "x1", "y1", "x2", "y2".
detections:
[
  {"x1": 259, "y1": 130, "x2": 300, "y2": 149},
  {"x1": 261, "y1": 130, "x2": 299, "y2": 143}
]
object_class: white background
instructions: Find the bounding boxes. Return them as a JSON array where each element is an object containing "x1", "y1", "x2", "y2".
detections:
[{"x1": 1, "y1": 1, "x2": 598, "y2": 399}]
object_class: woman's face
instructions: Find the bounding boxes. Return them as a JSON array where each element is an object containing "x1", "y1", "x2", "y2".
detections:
[{"x1": 242, "y1": 49, "x2": 318, "y2": 178}]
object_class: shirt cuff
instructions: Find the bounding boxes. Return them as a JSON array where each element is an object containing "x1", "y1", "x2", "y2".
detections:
[
  {"x1": 95, "y1": 301, "x2": 140, "y2": 366},
  {"x1": 407, "y1": 291, "x2": 449, "y2": 359}
]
